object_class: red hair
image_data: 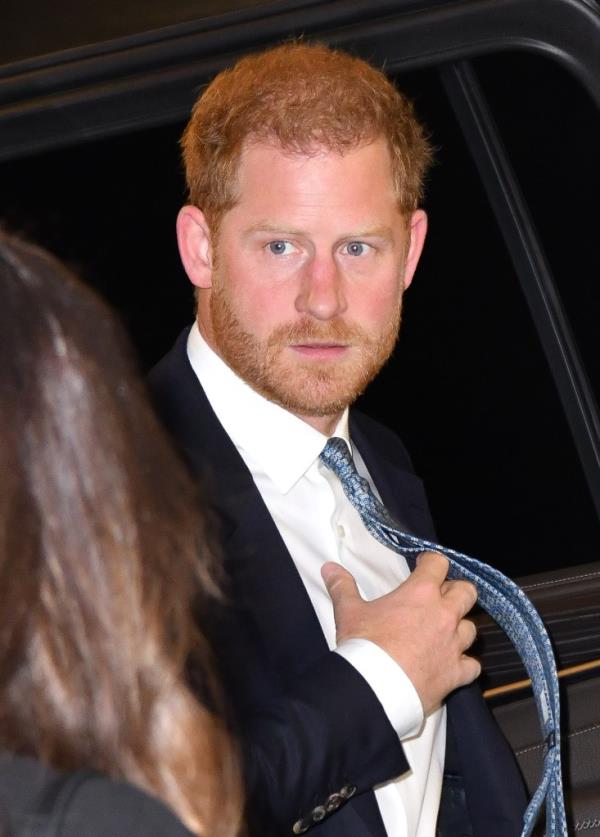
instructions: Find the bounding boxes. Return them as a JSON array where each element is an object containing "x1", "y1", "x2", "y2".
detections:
[{"x1": 181, "y1": 42, "x2": 433, "y2": 231}]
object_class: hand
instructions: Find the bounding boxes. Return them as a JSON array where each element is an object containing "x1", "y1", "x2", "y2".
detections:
[{"x1": 321, "y1": 551, "x2": 481, "y2": 715}]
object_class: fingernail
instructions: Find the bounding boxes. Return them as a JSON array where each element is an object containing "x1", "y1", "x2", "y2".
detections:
[{"x1": 321, "y1": 562, "x2": 338, "y2": 582}]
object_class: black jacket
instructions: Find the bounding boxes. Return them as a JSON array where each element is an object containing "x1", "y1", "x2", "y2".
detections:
[
  {"x1": 149, "y1": 328, "x2": 527, "y2": 837},
  {"x1": 0, "y1": 753, "x2": 192, "y2": 837}
]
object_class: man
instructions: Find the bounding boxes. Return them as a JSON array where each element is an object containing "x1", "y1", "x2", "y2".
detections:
[{"x1": 149, "y1": 43, "x2": 527, "y2": 837}]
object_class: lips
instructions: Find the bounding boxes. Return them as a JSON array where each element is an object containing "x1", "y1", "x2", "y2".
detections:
[{"x1": 289, "y1": 343, "x2": 349, "y2": 359}]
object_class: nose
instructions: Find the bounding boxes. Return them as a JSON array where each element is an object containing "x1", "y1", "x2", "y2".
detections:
[{"x1": 294, "y1": 255, "x2": 347, "y2": 321}]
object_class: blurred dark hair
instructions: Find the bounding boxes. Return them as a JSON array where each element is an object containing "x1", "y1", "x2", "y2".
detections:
[{"x1": 0, "y1": 232, "x2": 241, "y2": 836}]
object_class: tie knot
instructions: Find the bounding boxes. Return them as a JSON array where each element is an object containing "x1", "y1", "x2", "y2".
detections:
[{"x1": 319, "y1": 436, "x2": 356, "y2": 481}]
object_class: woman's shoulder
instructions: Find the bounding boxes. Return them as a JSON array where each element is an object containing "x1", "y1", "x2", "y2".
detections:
[
  {"x1": 58, "y1": 770, "x2": 194, "y2": 837},
  {"x1": 0, "y1": 753, "x2": 193, "y2": 837}
]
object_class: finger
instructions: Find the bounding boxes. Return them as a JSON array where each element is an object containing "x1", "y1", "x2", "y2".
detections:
[
  {"x1": 443, "y1": 579, "x2": 478, "y2": 616},
  {"x1": 414, "y1": 551, "x2": 450, "y2": 585},
  {"x1": 457, "y1": 618, "x2": 478, "y2": 651},
  {"x1": 456, "y1": 653, "x2": 482, "y2": 687},
  {"x1": 321, "y1": 562, "x2": 361, "y2": 606}
]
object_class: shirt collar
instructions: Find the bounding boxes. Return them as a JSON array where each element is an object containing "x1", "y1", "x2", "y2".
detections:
[{"x1": 187, "y1": 322, "x2": 351, "y2": 494}]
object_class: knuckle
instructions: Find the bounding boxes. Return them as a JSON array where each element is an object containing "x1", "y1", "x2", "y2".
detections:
[{"x1": 327, "y1": 577, "x2": 346, "y2": 596}]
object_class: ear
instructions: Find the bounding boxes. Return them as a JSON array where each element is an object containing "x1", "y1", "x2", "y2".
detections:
[
  {"x1": 402, "y1": 209, "x2": 428, "y2": 291},
  {"x1": 176, "y1": 205, "x2": 214, "y2": 289}
]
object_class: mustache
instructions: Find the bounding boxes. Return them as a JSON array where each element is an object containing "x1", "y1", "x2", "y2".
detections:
[{"x1": 267, "y1": 318, "x2": 368, "y2": 346}]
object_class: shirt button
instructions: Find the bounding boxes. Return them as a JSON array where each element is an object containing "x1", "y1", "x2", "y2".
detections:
[{"x1": 336, "y1": 523, "x2": 346, "y2": 538}]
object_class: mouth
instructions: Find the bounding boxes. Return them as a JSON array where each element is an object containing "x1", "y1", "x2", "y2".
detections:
[{"x1": 289, "y1": 343, "x2": 350, "y2": 360}]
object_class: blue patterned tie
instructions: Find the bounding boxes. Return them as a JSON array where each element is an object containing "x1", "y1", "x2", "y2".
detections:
[{"x1": 320, "y1": 437, "x2": 566, "y2": 837}]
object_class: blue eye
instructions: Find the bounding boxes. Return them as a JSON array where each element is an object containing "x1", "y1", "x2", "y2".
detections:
[
  {"x1": 268, "y1": 240, "x2": 293, "y2": 255},
  {"x1": 345, "y1": 241, "x2": 369, "y2": 256}
]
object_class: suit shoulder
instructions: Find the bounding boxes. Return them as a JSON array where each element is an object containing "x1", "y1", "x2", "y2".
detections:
[
  {"x1": 146, "y1": 327, "x2": 204, "y2": 432},
  {"x1": 147, "y1": 328, "x2": 191, "y2": 399}
]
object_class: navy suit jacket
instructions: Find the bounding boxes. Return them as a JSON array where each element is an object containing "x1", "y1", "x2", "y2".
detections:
[{"x1": 148, "y1": 328, "x2": 527, "y2": 837}]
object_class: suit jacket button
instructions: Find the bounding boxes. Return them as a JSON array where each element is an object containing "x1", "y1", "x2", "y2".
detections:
[
  {"x1": 326, "y1": 793, "x2": 342, "y2": 812},
  {"x1": 312, "y1": 806, "x2": 327, "y2": 822},
  {"x1": 292, "y1": 818, "x2": 310, "y2": 834},
  {"x1": 340, "y1": 784, "x2": 357, "y2": 799}
]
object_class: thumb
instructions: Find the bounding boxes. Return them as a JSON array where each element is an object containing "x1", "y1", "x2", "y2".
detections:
[{"x1": 321, "y1": 562, "x2": 361, "y2": 608}]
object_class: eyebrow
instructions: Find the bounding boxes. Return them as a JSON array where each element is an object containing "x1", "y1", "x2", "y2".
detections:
[
  {"x1": 244, "y1": 223, "x2": 396, "y2": 241},
  {"x1": 244, "y1": 223, "x2": 305, "y2": 238},
  {"x1": 350, "y1": 226, "x2": 395, "y2": 241}
]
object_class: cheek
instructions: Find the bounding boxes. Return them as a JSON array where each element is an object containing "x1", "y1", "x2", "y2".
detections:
[
  {"x1": 221, "y1": 266, "x2": 296, "y2": 337},
  {"x1": 347, "y1": 278, "x2": 403, "y2": 326}
]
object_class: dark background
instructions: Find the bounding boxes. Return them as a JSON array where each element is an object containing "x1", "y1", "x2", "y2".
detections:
[{"x1": 1, "y1": 48, "x2": 599, "y2": 578}]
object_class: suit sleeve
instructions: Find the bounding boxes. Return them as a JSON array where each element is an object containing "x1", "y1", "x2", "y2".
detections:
[
  {"x1": 236, "y1": 650, "x2": 410, "y2": 833},
  {"x1": 335, "y1": 638, "x2": 424, "y2": 739}
]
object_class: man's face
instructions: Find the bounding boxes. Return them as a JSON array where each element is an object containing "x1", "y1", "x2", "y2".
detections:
[{"x1": 193, "y1": 139, "x2": 426, "y2": 427}]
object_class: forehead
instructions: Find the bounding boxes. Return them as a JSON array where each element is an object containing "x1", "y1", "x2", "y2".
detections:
[{"x1": 228, "y1": 138, "x2": 400, "y2": 227}]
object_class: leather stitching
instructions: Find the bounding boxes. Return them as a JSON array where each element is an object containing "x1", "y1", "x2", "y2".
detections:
[
  {"x1": 521, "y1": 571, "x2": 600, "y2": 591},
  {"x1": 515, "y1": 722, "x2": 600, "y2": 756}
]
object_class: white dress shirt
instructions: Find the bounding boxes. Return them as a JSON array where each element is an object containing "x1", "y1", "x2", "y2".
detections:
[{"x1": 187, "y1": 323, "x2": 446, "y2": 837}]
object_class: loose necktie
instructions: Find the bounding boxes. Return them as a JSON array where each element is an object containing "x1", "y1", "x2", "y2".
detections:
[{"x1": 320, "y1": 436, "x2": 566, "y2": 837}]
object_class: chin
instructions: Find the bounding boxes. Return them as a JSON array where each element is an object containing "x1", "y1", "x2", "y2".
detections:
[{"x1": 261, "y1": 368, "x2": 368, "y2": 417}]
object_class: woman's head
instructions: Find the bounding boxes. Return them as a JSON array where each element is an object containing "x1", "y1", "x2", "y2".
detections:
[{"x1": 0, "y1": 232, "x2": 240, "y2": 836}]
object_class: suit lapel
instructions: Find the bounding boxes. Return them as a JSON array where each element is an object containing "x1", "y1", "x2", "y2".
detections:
[
  {"x1": 150, "y1": 330, "x2": 329, "y2": 682},
  {"x1": 216, "y1": 486, "x2": 332, "y2": 684}
]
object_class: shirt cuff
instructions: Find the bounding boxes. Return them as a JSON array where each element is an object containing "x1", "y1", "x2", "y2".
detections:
[{"x1": 335, "y1": 638, "x2": 424, "y2": 740}]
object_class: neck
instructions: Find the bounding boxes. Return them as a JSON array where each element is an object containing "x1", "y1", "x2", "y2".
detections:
[{"x1": 292, "y1": 410, "x2": 342, "y2": 437}]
